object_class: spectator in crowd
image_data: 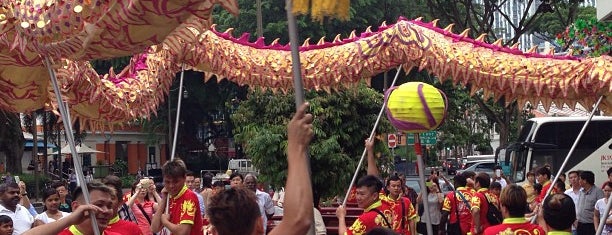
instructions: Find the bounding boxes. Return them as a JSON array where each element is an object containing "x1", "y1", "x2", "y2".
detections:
[
  {"x1": 576, "y1": 171, "x2": 604, "y2": 235},
  {"x1": 416, "y1": 179, "x2": 443, "y2": 235},
  {"x1": 553, "y1": 179, "x2": 566, "y2": 194},
  {"x1": 0, "y1": 182, "x2": 33, "y2": 234},
  {"x1": 22, "y1": 183, "x2": 118, "y2": 235},
  {"x1": 0, "y1": 215, "x2": 13, "y2": 235},
  {"x1": 594, "y1": 181, "x2": 612, "y2": 235},
  {"x1": 17, "y1": 181, "x2": 37, "y2": 217},
  {"x1": 229, "y1": 173, "x2": 243, "y2": 189},
  {"x1": 200, "y1": 175, "x2": 213, "y2": 208},
  {"x1": 193, "y1": 177, "x2": 202, "y2": 193},
  {"x1": 536, "y1": 167, "x2": 552, "y2": 203},
  {"x1": 68, "y1": 169, "x2": 77, "y2": 194},
  {"x1": 541, "y1": 193, "x2": 576, "y2": 234},
  {"x1": 102, "y1": 175, "x2": 141, "y2": 235},
  {"x1": 522, "y1": 172, "x2": 537, "y2": 206},
  {"x1": 491, "y1": 166, "x2": 507, "y2": 189},
  {"x1": 483, "y1": 185, "x2": 545, "y2": 235},
  {"x1": 126, "y1": 178, "x2": 160, "y2": 235},
  {"x1": 565, "y1": 171, "x2": 582, "y2": 206},
  {"x1": 559, "y1": 172, "x2": 570, "y2": 189},
  {"x1": 564, "y1": 170, "x2": 582, "y2": 235},
  {"x1": 439, "y1": 172, "x2": 476, "y2": 235},
  {"x1": 272, "y1": 187, "x2": 285, "y2": 208},
  {"x1": 310, "y1": 206, "x2": 327, "y2": 235},
  {"x1": 244, "y1": 174, "x2": 275, "y2": 233},
  {"x1": 33, "y1": 188, "x2": 70, "y2": 227},
  {"x1": 471, "y1": 172, "x2": 500, "y2": 234},
  {"x1": 186, "y1": 171, "x2": 206, "y2": 217},
  {"x1": 52, "y1": 182, "x2": 72, "y2": 213},
  {"x1": 603, "y1": 167, "x2": 612, "y2": 189},
  {"x1": 206, "y1": 102, "x2": 314, "y2": 235},
  {"x1": 211, "y1": 181, "x2": 225, "y2": 195},
  {"x1": 151, "y1": 158, "x2": 203, "y2": 235}
]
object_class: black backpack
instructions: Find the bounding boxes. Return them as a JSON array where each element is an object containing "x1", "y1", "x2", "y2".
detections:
[{"x1": 485, "y1": 195, "x2": 503, "y2": 225}]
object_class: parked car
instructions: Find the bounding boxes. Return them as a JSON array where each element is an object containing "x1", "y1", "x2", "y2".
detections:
[
  {"x1": 456, "y1": 161, "x2": 496, "y2": 176},
  {"x1": 445, "y1": 159, "x2": 461, "y2": 175},
  {"x1": 462, "y1": 159, "x2": 496, "y2": 170},
  {"x1": 405, "y1": 175, "x2": 453, "y2": 196}
]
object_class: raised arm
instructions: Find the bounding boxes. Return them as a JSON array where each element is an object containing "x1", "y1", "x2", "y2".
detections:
[
  {"x1": 269, "y1": 102, "x2": 314, "y2": 235},
  {"x1": 365, "y1": 138, "x2": 379, "y2": 177},
  {"x1": 22, "y1": 204, "x2": 103, "y2": 235}
]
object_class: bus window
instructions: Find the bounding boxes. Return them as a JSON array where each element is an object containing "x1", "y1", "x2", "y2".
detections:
[
  {"x1": 530, "y1": 153, "x2": 554, "y2": 172},
  {"x1": 504, "y1": 143, "x2": 527, "y2": 182}
]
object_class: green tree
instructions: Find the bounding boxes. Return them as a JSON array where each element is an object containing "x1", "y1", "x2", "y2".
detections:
[
  {"x1": 232, "y1": 84, "x2": 394, "y2": 202},
  {"x1": 0, "y1": 111, "x2": 25, "y2": 174}
]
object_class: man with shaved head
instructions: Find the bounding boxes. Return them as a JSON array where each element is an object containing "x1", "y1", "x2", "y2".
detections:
[{"x1": 244, "y1": 174, "x2": 275, "y2": 232}]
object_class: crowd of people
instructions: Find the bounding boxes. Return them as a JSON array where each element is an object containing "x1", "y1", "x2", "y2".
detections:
[
  {"x1": 339, "y1": 137, "x2": 612, "y2": 235},
  {"x1": 0, "y1": 103, "x2": 609, "y2": 235},
  {"x1": 0, "y1": 103, "x2": 316, "y2": 235}
]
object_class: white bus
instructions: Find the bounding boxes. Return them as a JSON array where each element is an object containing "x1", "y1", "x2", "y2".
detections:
[
  {"x1": 501, "y1": 116, "x2": 612, "y2": 187},
  {"x1": 462, "y1": 155, "x2": 495, "y2": 166}
]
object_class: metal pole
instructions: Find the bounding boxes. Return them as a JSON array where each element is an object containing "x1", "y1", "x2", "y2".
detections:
[
  {"x1": 256, "y1": 0, "x2": 263, "y2": 37},
  {"x1": 532, "y1": 95, "x2": 604, "y2": 224},
  {"x1": 342, "y1": 66, "x2": 403, "y2": 206},
  {"x1": 285, "y1": 1, "x2": 314, "y2": 233},
  {"x1": 286, "y1": 0, "x2": 304, "y2": 108},
  {"x1": 170, "y1": 66, "x2": 186, "y2": 160},
  {"x1": 44, "y1": 57, "x2": 100, "y2": 235},
  {"x1": 414, "y1": 134, "x2": 433, "y2": 235},
  {"x1": 597, "y1": 192, "x2": 612, "y2": 235},
  {"x1": 167, "y1": 91, "x2": 173, "y2": 160}
]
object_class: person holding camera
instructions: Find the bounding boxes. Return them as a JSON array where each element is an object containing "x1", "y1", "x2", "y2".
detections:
[{"x1": 127, "y1": 178, "x2": 160, "y2": 235}]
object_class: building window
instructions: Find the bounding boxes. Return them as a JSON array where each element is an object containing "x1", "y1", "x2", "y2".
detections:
[{"x1": 116, "y1": 141, "x2": 129, "y2": 162}]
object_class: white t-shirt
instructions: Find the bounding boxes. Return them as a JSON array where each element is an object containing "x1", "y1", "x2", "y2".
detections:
[
  {"x1": 565, "y1": 188, "x2": 581, "y2": 208},
  {"x1": 0, "y1": 204, "x2": 34, "y2": 235},
  {"x1": 34, "y1": 211, "x2": 70, "y2": 224},
  {"x1": 492, "y1": 177, "x2": 508, "y2": 188},
  {"x1": 255, "y1": 190, "x2": 275, "y2": 232},
  {"x1": 595, "y1": 198, "x2": 612, "y2": 235}
]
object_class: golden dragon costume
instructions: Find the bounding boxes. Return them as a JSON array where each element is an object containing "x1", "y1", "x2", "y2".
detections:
[{"x1": 0, "y1": 0, "x2": 610, "y2": 130}]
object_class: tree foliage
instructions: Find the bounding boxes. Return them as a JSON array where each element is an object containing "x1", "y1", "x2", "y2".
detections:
[
  {"x1": 232, "y1": 84, "x2": 394, "y2": 200},
  {"x1": 0, "y1": 111, "x2": 25, "y2": 174}
]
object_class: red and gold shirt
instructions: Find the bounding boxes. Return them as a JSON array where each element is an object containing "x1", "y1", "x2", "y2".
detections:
[
  {"x1": 347, "y1": 187, "x2": 358, "y2": 204},
  {"x1": 58, "y1": 225, "x2": 122, "y2": 235},
  {"x1": 106, "y1": 215, "x2": 143, "y2": 235},
  {"x1": 483, "y1": 218, "x2": 545, "y2": 235},
  {"x1": 380, "y1": 194, "x2": 418, "y2": 234},
  {"x1": 536, "y1": 181, "x2": 551, "y2": 203},
  {"x1": 169, "y1": 185, "x2": 203, "y2": 235},
  {"x1": 443, "y1": 187, "x2": 476, "y2": 235},
  {"x1": 470, "y1": 188, "x2": 500, "y2": 234},
  {"x1": 346, "y1": 199, "x2": 394, "y2": 235}
]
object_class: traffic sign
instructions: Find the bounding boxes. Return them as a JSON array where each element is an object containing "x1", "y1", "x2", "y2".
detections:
[
  {"x1": 406, "y1": 131, "x2": 437, "y2": 145},
  {"x1": 388, "y1": 134, "x2": 397, "y2": 148}
]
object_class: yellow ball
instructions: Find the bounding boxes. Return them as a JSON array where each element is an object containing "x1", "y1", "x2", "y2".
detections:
[{"x1": 385, "y1": 82, "x2": 447, "y2": 133}]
